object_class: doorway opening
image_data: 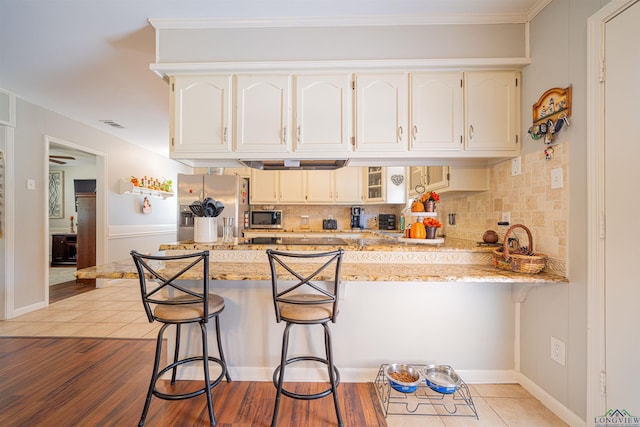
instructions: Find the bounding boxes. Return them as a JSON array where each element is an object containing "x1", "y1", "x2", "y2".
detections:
[{"x1": 46, "y1": 136, "x2": 106, "y2": 304}]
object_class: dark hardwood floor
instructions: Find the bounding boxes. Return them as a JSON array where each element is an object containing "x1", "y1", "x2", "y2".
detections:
[
  {"x1": 49, "y1": 280, "x2": 96, "y2": 304},
  {"x1": 0, "y1": 337, "x2": 387, "y2": 427}
]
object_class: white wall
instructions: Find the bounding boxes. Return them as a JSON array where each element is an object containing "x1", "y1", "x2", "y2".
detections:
[
  {"x1": 519, "y1": 0, "x2": 609, "y2": 420},
  {"x1": 7, "y1": 97, "x2": 190, "y2": 316}
]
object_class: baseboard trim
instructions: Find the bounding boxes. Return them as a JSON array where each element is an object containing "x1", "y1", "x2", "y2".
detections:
[
  {"x1": 11, "y1": 301, "x2": 47, "y2": 317},
  {"x1": 518, "y1": 373, "x2": 586, "y2": 427}
]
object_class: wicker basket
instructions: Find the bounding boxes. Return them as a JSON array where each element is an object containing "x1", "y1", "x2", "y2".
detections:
[{"x1": 493, "y1": 224, "x2": 546, "y2": 274}]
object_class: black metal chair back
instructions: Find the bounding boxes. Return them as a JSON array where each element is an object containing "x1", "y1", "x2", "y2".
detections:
[
  {"x1": 266, "y1": 248, "x2": 344, "y2": 324},
  {"x1": 131, "y1": 250, "x2": 210, "y2": 324}
]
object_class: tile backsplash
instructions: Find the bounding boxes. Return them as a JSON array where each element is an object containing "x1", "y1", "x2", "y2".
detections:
[
  {"x1": 246, "y1": 143, "x2": 568, "y2": 276},
  {"x1": 438, "y1": 143, "x2": 568, "y2": 275}
]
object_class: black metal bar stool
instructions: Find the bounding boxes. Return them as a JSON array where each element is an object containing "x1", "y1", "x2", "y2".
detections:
[
  {"x1": 131, "y1": 250, "x2": 231, "y2": 427},
  {"x1": 266, "y1": 248, "x2": 345, "y2": 427}
]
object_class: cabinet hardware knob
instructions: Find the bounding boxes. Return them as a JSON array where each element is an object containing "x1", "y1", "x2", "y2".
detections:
[
  {"x1": 412, "y1": 125, "x2": 418, "y2": 141},
  {"x1": 398, "y1": 126, "x2": 403, "y2": 141},
  {"x1": 469, "y1": 125, "x2": 474, "y2": 139}
]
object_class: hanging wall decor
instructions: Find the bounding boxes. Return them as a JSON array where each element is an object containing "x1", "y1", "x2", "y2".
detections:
[
  {"x1": 532, "y1": 86, "x2": 572, "y2": 125},
  {"x1": 49, "y1": 170, "x2": 64, "y2": 218}
]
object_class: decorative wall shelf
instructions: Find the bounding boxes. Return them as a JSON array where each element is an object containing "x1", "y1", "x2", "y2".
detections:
[{"x1": 119, "y1": 179, "x2": 174, "y2": 199}]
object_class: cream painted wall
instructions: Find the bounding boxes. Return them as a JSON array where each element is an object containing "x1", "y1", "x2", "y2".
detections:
[{"x1": 8, "y1": 98, "x2": 191, "y2": 316}]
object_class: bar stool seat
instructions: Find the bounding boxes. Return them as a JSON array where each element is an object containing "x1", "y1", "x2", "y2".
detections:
[
  {"x1": 131, "y1": 250, "x2": 231, "y2": 427},
  {"x1": 266, "y1": 248, "x2": 345, "y2": 427}
]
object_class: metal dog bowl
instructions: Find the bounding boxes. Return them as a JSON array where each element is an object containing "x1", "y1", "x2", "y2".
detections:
[
  {"x1": 384, "y1": 363, "x2": 422, "y2": 393},
  {"x1": 423, "y1": 364, "x2": 462, "y2": 394}
]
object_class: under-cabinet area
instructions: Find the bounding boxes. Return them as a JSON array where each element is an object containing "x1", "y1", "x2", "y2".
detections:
[{"x1": 168, "y1": 70, "x2": 520, "y2": 163}]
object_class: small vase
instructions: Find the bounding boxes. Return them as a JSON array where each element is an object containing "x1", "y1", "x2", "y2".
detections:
[
  {"x1": 426, "y1": 226, "x2": 437, "y2": 239},
  {"x1": 424, "y1": 201, "x2": 436, "y2": 212}
]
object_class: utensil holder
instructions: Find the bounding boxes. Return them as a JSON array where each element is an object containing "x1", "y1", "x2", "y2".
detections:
[{"x1": 194, "y1": 217, "x2": 217, "y2": 243}]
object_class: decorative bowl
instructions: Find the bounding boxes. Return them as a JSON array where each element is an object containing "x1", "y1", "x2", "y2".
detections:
[{"x1": 384, "y1": 363, "x2": 422, "y2": 393}]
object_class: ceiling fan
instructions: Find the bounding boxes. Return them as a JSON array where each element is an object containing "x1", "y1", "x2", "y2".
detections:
[{"x1": 49, "y1": 155, "x2": 75, "y2": 165}]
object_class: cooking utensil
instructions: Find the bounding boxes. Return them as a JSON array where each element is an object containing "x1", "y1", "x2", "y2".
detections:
[
  {"x1": 189, "y1": 201, "x2": 204, "y2": 217},
  {"x1": 214, "y1": 200, "x2": 224, "y2": 217},
  {"x1": 203, "y1": 197, "x2": 215, "y2": 217}
]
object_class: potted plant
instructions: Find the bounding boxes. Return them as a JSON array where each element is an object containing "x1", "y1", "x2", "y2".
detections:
[
  {"x1": 418, "y1": 191, "x2": 440, "y2": 212},
  {"x1": 422, "y1": 217, "x2": 443, "y2": 239}
]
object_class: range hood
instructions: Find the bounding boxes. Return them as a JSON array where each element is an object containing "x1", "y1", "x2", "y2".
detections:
[{"x1": 240, "y1": 159, "x2": 349, "y2": 171}]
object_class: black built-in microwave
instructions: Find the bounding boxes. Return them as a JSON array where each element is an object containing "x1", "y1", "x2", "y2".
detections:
[{"x1": 249, "y1": 210, "x2": 283, "y2": 229}]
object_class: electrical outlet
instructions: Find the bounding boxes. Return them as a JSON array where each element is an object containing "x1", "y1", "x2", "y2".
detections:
[
  {"x1": 501, "y1": 212, "x2": 511, "y2": 224},
  {"x1": 551, "y1": 167, "x2": 563, "y2": 189},
  {"x1": 511, "y1": 156, "x2": 522, "y2": 176},
  {"x1": 550, "y1": 336, "x2": 566, "y2": 366}
]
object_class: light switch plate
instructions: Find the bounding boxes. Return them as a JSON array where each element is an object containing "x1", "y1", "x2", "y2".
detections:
[
  {"x1": 551, "y1": 168, "x2": 563, "y2": 189},
  {"x1": 511, "y1": 157, "x2": 522, "y2": 176},
  {"x1": 27, "y1": 179, "x2": 36, "y2": 190}
]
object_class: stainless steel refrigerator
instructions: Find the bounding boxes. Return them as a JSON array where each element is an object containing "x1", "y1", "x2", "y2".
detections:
[{"x1": 177, "y1": 174, "x2": 249, "y2": 241}]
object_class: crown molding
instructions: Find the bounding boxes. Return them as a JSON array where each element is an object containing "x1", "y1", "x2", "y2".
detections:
[
  {"x1": 526, "y1": 0, "x2": 554, "y2": 21},
  {"x1": 149, "y1": 13, "x2": 529, "y2": 30}
]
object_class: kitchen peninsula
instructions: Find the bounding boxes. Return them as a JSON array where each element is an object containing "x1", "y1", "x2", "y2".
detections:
[{"x1": 76, "y1": 232, "x2": 567, "y2": 384}]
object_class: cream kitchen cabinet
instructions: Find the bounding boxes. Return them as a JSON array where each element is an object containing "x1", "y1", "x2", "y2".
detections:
[
  {"x1": 354, "y1": 73, "x2": 408, "y2": 152},
  {"x1": 408, "y1": 165, "x2": 488, "y2": 198},
  {"x1": 235, "y1": 75, "x2": 291, "y2": 153},
  {"x1": 278, "y1": 170, "x2": 306, "y2": 202},
  {"x1": 334, "y1": 167, "x2": 363, "y2": 203},
  {"x1": 250, "y1": 170, "x2": 279, "y2": 204},
  {"x1": 464, "y1": 71, "x2": 520, "y2": 152},
  {"x1": 294, "y1": 75, "x2": 352, "y2": 153},
  {"x1": 407, "y1": 166, "x2": 449, "y2": 198},
  {"x1": 170, "y1": 75, "x2": 232, "y2": 153},
  {"x1": 409, "y1": 72, "x2": 463, "y2": 151},
  {"x1": 364, "y1": 166, "x2": 406, "y2": 204},
  {"x1": 305, "y1": 170, "x2": 335, "y2": 203}
]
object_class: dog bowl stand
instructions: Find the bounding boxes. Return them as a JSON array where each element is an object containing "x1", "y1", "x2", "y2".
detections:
[{"x1": 374, "y1": 364, "x2": 478, "y2": 419}]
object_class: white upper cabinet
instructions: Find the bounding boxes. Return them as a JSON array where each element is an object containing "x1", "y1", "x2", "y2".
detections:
[
  {"x1": 235, "y1": 75, "x2": 291, "y2": 153},
  {"x1": 171, "y1": 75, "x2": 232, "y2": 153},
  {"x1": 464, "y1": 71, "x2": 520, "y2": 152},
  {"x1": 354, "y1": 73, "x2": 408, "y2": 152},
  {"x1": 294, "y1": 75, "x2": 352, "y2": 153},
  {"x1": 334, "y1": 167, "x2": 363, "y2": 203},
  {"x1": 410, "y1": 72, "x2": 463, "y2": 151}
]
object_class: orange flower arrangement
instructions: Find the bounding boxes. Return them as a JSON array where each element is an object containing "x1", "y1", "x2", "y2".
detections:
[
  {"x1": 418, "y1": 191, "x2": 440, "y2": 203},
  {"x1": 423, "y1": 217, "x2": 442, "y2": 228}
]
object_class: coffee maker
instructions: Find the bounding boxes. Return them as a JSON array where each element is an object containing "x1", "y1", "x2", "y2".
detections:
[{"x1": 350, "y1": 206, "x2": 364, "y2": 229}]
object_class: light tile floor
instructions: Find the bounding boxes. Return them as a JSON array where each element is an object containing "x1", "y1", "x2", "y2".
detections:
[{"x1": 1, "y1": 279, "x2": 568, "y2": 426}]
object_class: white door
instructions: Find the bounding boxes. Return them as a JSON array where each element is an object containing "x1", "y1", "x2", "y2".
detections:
[
  {"x1": 294, "y1": 75, "x2": 351, "y2": 153},
  {"x1": 604, "y1": 0, "x2": 640, "y2": 412}
]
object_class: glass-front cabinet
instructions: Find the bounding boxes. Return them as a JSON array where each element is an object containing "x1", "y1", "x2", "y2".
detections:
[{"x1": 365, "y1": 167, "x2": 384, "y2": 202}]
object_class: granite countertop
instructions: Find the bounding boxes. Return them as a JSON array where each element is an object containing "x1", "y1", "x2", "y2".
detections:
[{"x1": 77, "y1": 230, "x2": 567, "y2": 288}]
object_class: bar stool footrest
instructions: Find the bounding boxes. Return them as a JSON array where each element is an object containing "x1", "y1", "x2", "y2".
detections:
[
  {"x1": 272, "y1": 356, "x2": 340, "y2": 400},
  {"x1": 153, "y1": 356, "x2": 227, "y2": 401}
]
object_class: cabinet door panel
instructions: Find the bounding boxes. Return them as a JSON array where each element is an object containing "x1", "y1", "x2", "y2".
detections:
[
  {"x1": 172, "y1": 75, "x2": 231, "y2": 153},
  {"x1": 279, "y1": 170, "x2": 306, "y2": 202},
  {"x1": 295, "y1": 75, "x2": 351, "y2": 152},
  {"x1": 465, "y1": 71, "x2": 519, "y2": 151},
  {"x1": 410, "y1": 72, "x2": 463, "y2": 151},
  {"x1": 355, "y1": 74, "x2": 408, "y2": 152},
  {"x1": 250, "y1": 170, "x2": 279, "y2": 204},
  {"x1": 335, "y1": 167, "x2": 363, "y2": 203},
  {"x1": 306, "y1": 171, "x2": 335, "y2": 203},
  {"x1": 236, "y1": 75, "x2": 290, "y2": 152}
]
